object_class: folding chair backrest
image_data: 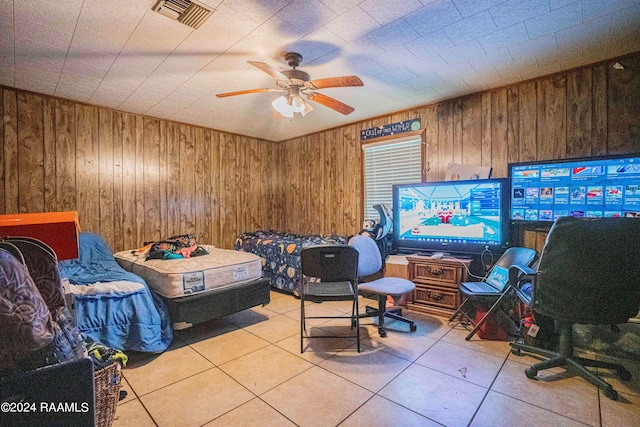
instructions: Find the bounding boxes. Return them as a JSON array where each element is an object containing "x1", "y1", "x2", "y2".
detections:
[
  {"x1": 301, "y1": 245, "x2": 359, "y2": 282},
  {"x1": 493, "y1": 246, "x2": 538, "y2": 271}
]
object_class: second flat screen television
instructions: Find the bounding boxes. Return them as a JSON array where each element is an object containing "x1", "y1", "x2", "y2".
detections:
[
  {"x1": 509, "y1": 154, "x2": 640, "y2": 224},
  {"x1": 392, "y1": 178, "x2": 509, "y2": 255}
]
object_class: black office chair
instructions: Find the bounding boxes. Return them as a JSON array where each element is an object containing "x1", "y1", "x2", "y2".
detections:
[
  {"x1": 348, "y1": 235, "x2": 416, "y2": 338},
  {"x1": 449, "y1": 246, "x2": 538, "y2": 340},
  {"x1": 509, "y1": 216, "x2": 640, "y2": 400},
  {"x1": 300, "y1": 245, "x2": 361, "y2": 353}
]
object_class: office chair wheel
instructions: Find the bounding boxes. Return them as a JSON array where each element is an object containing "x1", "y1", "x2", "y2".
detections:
[
  {"x1": 351, "y1": 319, "x2": 357, "y2": 328},
  {"x1": 525, "y1": 367, "x2": 538, "y2": 379},
  {"x1": 511, "y1": 348, "x2": 522, "y2": 356},
  {"x1": 410, "y1": 323, "x2": 417, "y2": 332},
  {"x1": 603, "y1": 386, "x2": 618, "y2": 401},
  {"x1": 379, "y1": 328, "x2": 387, "y2": 338}
]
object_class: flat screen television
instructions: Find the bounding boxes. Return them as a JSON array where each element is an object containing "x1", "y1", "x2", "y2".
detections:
[
  {"x1": 509, "y1": 154, "x2": 640, "y2": 224},
  {"x1": 392, "y1": 178, "x2": 510, "y2": 255}
]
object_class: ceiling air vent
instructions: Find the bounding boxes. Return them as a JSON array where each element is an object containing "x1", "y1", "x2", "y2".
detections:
[{"x1": 152, "y1": 0, "x2": 213, "y2": 29}]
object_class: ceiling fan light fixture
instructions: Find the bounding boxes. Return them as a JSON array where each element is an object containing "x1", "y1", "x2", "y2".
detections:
[
  {"x1": 291, "y1": 94, "x2": 305, "y2": 113},
  {"x1": 301, "y1": 100, "x2": 313, "y2": 116},
  {"x1": 272, "y1": 95, "x2": 294, "y2": 118}
]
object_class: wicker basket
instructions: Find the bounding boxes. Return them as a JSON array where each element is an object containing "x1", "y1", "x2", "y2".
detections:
[{"x1": 94, "y1": 362, "x2": 122, "y2": 427}]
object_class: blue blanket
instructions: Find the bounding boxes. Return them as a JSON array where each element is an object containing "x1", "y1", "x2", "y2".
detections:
[{"x1": 59, "y1": 233, "x2": 172, "y2": 353}]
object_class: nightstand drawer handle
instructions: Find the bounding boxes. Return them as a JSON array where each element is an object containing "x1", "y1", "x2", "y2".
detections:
[
  {"x1": 426, "y1": 290, "x2": 444, "y2": 301},
  {"x1": 428, "y1": 266, "x2": 444, "y2": 275}
]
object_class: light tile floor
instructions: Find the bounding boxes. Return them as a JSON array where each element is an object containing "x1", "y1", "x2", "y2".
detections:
[{"x1": 113, "y1": 291, "x2": 640, "y2": 427}]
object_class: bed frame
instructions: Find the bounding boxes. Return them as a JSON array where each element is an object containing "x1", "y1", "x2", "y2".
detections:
[{"x1": 160, "y1": 277, "x2": 270, "y2": 330}]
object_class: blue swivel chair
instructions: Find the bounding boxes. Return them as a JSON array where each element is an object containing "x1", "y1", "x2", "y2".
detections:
[{"x1": 349, "y1": 235, "x2": 417, "y2": 337}]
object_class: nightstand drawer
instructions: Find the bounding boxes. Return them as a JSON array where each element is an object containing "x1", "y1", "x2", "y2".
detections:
[
  {"x1": 411, "y1": 262, "x2": 461, "y2": 288},
  {"x1": 411, "y1": 285, "x2": 459, "y2": 310}
]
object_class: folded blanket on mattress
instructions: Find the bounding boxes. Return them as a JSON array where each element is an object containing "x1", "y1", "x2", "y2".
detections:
[
  {"x1": 58, "y1": 233, "x2": 173, "y2": 353},
  {"x1": 235, "y1": 230, "x2": 349, "y2": 294}
]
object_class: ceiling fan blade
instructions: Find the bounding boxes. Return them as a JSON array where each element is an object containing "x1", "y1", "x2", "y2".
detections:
[
  {"x1": 248, "y1": 61, "x2": 290, "y2": 81},
  {"x1": 216, "y1": 88, "x2": 272, "y2": 98},
  {"x1": 306, "y1": 92, "x2": 355, "y2": 115},
  {"x1": 305, "y1": 76, "x2": 363, "y2": 90}
]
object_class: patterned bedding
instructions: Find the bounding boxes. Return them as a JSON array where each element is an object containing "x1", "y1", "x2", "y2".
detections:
[{"x1": 234, "y1": 230, "x2": 349, "y2": 294}]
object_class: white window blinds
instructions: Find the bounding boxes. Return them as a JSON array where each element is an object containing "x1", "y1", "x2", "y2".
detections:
[{"x1": 362, "y1": 138, "x2": 422, "y2": 220}]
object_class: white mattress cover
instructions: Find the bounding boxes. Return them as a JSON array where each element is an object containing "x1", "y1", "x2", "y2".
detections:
[{"x1": 114, "y1": 245, "x2": 262, "y2": 299}]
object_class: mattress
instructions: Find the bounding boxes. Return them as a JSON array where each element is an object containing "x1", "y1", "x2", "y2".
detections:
[{"x1": 114, "y1": 245, "x2": 262, "y2": 299}]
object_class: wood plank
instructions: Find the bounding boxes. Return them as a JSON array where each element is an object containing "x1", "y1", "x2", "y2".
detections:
[
  {"x1": 566, "y1": 67, "x2": 593, "y2": 158},
  {"x1": 17, "y1": 91, "x2": 45, "y2": 213},
  {"x1": 178, "y1": 124, "x2": 195, "y2": 236},
  {"x1": 158, "y1": 121, "x2": 168, "y2": 240},
  {"x1": 259, "y1": 139, "x2": 271, "y2": 231},
  {"x1": 76, "y1": 104, "x2": 99, "y2": 231},
  {"x1": 481, "y1": 92, "x2": 492, "y2": 168},
  {"x1": 344, "y1": 125, "x2": 360, "y2": 234},
  {"x1": 112, "y1": 112, "x2": 124, "y2": 252},
  {"x1": 608, "y1": 55, "x2": 640, "y2": 154},
  {"x1": 236, "y1": 136, "x2": 248, "y2": 236},
  {"x1": 209, "y1": 130, "x2": 221, "y2": 247},
  {"x1": 143, "y1": 118, "x2": 161, "y2": 243},
  {"x1": 287, "y1": 138, "x2": 301, "y2": 233},
  {"x1": 518, "y1": 81, "x2": 537, "y2": 162},
  {"x1": 421, "y1": 105, "x2": 437, "y2": 183},
  {"x1": 55, "y1": 99, "x2": 76, "y2": 212},
  {"x1": 301, "y1": 136, "x2": 312, "y2": 234},
  {"x1": 248, "y1": 137, "x2": 260, "y2": 232},
  {"x1": 452, "y1": 99, "x2": 463, "y2": 165},
  {"x1": 491, "y1": 88, "x2": 508, "y2": 178},
  {"x1": 461, "y1": 94, "x2": 482, "y2": 167},
  {"x1": 135, "y1": 116, "x2": 145, "y2": 246},
  {"x1": 43, "y1": 97, "x2": 56, "y2": 211},
  {"x1": 592, "y1": 63, "x2": 608, "y2": 156},
  {"x1": 309, "y1": 133, "x2": 323, "y2": 233},
  {"x1": 323, "y1": 130, "x2": 334, "y2": 234},
  {"x1": 537, "y1": 75, "x2": 566, "y2": 161},
  {"x1": 99, "y1": 108, "x2": 114, "y2": 250},
  {"x1": 166, "y1": 122, "x2": 181, "y2": 237},
  {"x1": 121, "y1": 113, "x2": 137, "y2": 250},
  {"x1": 2, "y1": 89, "x2": 18, "y2": 214},
  {"x1": 437, "y1": 102, "x2": 454, "y2": 181},
  {"x1": 506, "y1": 86, "x2": 520, "y2": 165},
  {"x1": 219, "y1": 133, "x2": 237, "y2": 248},
  {"x1": 333, "y1": 129, "x2": 345, "y2": 233},
  {"x1": 195, "y1": 127, "x2": 212, "y2": 244}
]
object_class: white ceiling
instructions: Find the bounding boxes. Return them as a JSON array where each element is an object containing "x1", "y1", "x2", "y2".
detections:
[{"x1": 1, "y1": 0, "x2": 639, "y2": 142}]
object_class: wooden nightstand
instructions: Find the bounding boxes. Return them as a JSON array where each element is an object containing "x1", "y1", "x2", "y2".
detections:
[{"x1": 406, "y1": 255, "x2": 470, "y2": 317}]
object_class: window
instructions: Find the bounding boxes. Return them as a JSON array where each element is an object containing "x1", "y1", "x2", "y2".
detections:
[{"x1": 362, "y1": 136, "x2": 423, "y2": 220}]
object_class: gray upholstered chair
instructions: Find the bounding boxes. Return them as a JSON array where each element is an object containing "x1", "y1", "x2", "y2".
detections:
[
  {"x1": 509, "y1": 216, "x2": 640, "y2": 400},
  {"x1": 349, "y1": 235, "x2": 417, "y2": 337}
]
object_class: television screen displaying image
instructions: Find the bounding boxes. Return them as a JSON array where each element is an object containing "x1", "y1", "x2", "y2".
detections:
[
  {"x1": 509, "y1": 154, "x2": 640, "y2": 224},
  {"x1": 392, "y1": 179, "x2": 509, "y2": 255}
]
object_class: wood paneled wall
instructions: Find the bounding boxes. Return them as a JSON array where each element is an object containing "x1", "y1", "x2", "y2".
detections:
[
  {"x1": 2, "y1": 52, "x2": 639, "y2": 254},
  {"x1": 279, "y1": 52, "x2": 640, "y2": 252},
  {"x1": 0, "y1": 91, "x2": 282, "y2": 251}
]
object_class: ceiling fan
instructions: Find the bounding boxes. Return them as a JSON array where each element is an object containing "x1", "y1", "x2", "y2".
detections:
[{"x1": 216, "y1": 52, "x2": 363, "y2": 117}]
